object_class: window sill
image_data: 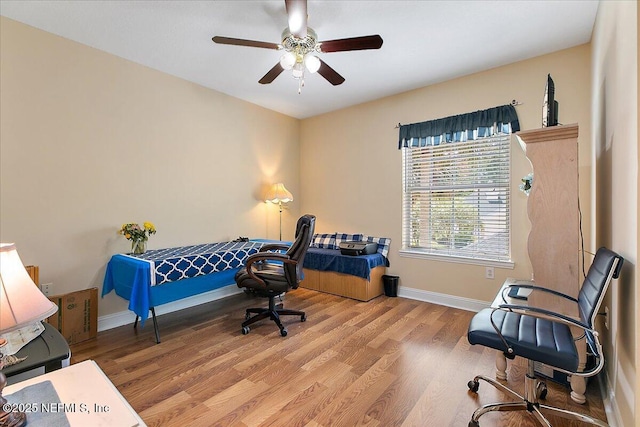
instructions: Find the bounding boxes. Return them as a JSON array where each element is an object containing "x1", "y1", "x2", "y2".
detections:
[{"x1": 399, "y1": 249, "x2": 514, "y2": 269}]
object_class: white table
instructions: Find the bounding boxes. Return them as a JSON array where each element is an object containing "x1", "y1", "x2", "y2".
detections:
[{"x1": 4, "y1": 360, "x2": 146, "y2": 426}]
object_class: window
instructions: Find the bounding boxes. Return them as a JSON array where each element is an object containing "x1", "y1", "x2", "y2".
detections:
[{"x1": 401, "y1": 134, "x2": 511, "y2": 265}]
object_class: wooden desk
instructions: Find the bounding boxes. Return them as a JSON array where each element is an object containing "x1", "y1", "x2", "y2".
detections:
[
  {"x1": 492, "y1": 278, "x2": 587, "y2": 404},
  {"x1": 4, "y1": 360, "x2": 146, "y2": 426}
]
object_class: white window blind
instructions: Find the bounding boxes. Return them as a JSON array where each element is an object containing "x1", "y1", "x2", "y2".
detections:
[{"x1": 402, "y1": 135, "x2": 511, "y2": 263}]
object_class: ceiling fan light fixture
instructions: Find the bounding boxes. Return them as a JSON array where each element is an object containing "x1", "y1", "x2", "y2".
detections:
[
  {"x1": 280, "y1": 52, "x2": 296, "y2": 70},
  {"x1": 292, "y1": 62, "x2": 304, "y2": 78},
  {"x1": 212, "y1": 1, "x2": 382, "y2": 91},
  {"x1": 304, "y1": 54, "x2": 320, "y2": 73}
]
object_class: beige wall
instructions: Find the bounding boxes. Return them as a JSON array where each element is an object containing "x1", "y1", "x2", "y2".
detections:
[
  {"x1": 591, "y1": 1, "x2": 638, "y2": 426},
  {"x1": 300, "y1": 44, "x2": 592, "y2": 303},
  {"x1": 0, "y1": 17, "x2": 301, "y2": 317}
]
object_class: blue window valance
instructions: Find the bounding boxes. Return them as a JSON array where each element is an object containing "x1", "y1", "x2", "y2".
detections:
[{"x1": 398, "y1": 104, "x2": 520, "y2": 149}]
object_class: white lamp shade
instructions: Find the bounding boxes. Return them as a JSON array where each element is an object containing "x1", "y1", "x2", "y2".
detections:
[
  {"x1": 304, "y1": 55, "x2": 321, "y2": 73},
  {"x1": 0, "y1": 243, "x2": 58, "y2": 333},
  {"x1": 292, "y1": 62, "x2": 304, "y2": 78},
  {"x1": 280, "y1": 52, "x2": 296, "y2": 70},
  {"x1": 265, "y1": 183, "x2": 293, "y2": 204}
]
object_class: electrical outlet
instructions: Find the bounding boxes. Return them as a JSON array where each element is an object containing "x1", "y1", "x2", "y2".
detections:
[
  {"x1": 485, "y1": 267, "x2": 495, "y2": 280},
  {"x1": 41, "y1": 282, "x2": 52, "y2": 296},
  {"x1": 604, "y1": 306, "x2": 610, "y2": 330}
]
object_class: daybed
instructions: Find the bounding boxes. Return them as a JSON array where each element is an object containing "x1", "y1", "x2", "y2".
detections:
[{"x1": 300, "y1": 233, "x2": 391, "y2": 301}]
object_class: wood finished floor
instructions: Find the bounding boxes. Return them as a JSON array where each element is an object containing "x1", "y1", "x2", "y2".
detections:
[{"x1": 70, "y1": 289, "x2": 608, "y2": 426}]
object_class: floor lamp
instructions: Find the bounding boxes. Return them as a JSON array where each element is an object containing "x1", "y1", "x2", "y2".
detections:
[
  {"x1": 0, "y1": 243, "x2": 59, "y2": 427},
  {"x1": 265, "y1": 183, "x2": 293, "y2": 240}
]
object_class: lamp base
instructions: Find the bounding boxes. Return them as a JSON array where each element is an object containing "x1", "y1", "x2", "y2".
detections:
[
  {"x1": 0, "y1": 410, "x2": 26, "y2": 427},
  {"x1": 0, "y1": 371, "x2": 27, "y2": 427}
]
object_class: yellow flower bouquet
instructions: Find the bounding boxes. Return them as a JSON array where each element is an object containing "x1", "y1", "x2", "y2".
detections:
[{"x1": 119, "y1": 222, "x2": 156, "y2": 254}]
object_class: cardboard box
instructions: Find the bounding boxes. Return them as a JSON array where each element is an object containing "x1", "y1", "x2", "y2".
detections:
[
  {"x1": 534, "y1": 362, "x2": 570, "y2": 387},
  {"x1": 46, "y1": 288, "x2": 98, "y2": 345},
  {"x1": 534, "y1": 354, "x2": 595, "y2": 388},
  {"x1": 25, "y1": 265, "x2": 39, "y2": 285}
]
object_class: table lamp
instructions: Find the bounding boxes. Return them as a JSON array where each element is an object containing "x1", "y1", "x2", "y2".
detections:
[
  {"x1": 0, "y1": 243, "x2": 58, "y2": 427},
  {"x1": 265, "y1": 183, "x2": 293, "y2": 240}
]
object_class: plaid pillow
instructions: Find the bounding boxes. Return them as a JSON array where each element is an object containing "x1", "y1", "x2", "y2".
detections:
[
  {"x1": 311, "y1": 233, "x2": 337, "y2": 249},
  {"x1": 335, "y1": 232, "x2": 364, "y2": 247},
  {"x1": 362, "y1": 236, "x2": 392, "y2": 264}
]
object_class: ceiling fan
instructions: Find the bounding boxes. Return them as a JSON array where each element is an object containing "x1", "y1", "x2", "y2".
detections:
[{"x1": 212, "y1": 0, "x2": 383, "y2": 93}]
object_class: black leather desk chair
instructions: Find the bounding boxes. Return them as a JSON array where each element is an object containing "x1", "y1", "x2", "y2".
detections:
[
  {"x1": 235, "y1": 214, "x2": 315, "y2": 337},
  {"x1": 466, "y1": 247, "x2": 623, "y2": 426}
]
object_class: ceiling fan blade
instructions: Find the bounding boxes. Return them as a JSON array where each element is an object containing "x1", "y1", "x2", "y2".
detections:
[
  {"x1": 259, "y1": 63, "x2": 285, "y2": 84},
  {"x1": 285, "y1": 0, "x2": 307, "y2": 38},
  {"x1": 319, "y1": 35, "x2": 383, "y2": 53},
  {"x1": 317, "y1": 59, "x2": 345, "y2": 86},
  {"x1": 212, "y1": 36, "x2": 280, "y2": 50}
]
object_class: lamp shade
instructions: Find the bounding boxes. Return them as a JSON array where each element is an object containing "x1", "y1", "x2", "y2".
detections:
[
  {"x1": 265, "y1": 183, "x2": 293, "y2": 204},
  {"x1": 304, "y1": 55, "x2": 321, "y2": 73},
  {"x1": 0, "y1": 243, "x2": 58, "y2": 333}
]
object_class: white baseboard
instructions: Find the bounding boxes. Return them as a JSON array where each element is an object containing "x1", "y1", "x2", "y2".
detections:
[
  {"x1": 600, "y1": 358, "x2": 636, "y2": 427},
  {"x1": 97, "y1": 286, "x2": 244, "y2": 332},
  {"x1": 397, "y1": 286, "x2": 491, "y2": 313},
  {"x1": 600, "y1": 370, "x2": 621, "y2": 427}
]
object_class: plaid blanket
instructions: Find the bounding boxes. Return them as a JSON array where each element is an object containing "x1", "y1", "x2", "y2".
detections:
[{"x1": 310, "y1": 233, "x2": 391, "y2": 265}]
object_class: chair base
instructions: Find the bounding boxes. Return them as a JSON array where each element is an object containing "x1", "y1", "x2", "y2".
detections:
[
  {"x1": 242, "y1": 293, "x2": 306, "y2": 337},
  {"x1": 467, "y1": 360, "x2": 608, "y2": 427}
]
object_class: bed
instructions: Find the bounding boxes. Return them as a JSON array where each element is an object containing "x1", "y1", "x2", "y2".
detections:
[
  {"x1": 102, "y1": 241, "x2": 265, "y2": 342},
  {"x1": 300, "y1": 233, "x2": 391, "y2": 301}
]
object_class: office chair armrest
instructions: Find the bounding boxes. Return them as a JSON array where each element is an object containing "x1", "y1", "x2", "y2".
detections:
[
  {"x1": 259, "y1": 243, "x2": 291, "y2": 253},
  {"x1": 496, "y1": 303, "x2": 589, "y2": 330},
  {"x1": 501, "y1": 284, "x2": 578, "y2": 304},
  {"x1": 244, "y1": 252, "x2": 298, "y2": 288},
  {"x1": 246, "y1": 252, "x2": 294, "y2": 268}
]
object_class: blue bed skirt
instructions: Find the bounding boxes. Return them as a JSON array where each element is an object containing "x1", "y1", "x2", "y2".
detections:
[{"x1": 302, "y1": 248, "x2": 387, "y2": 280}]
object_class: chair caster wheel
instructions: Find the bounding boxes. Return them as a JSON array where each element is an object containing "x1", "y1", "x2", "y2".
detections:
[
  {"x1": 301, "y1": 314, "x2": 306, "y2": 322},
  {"x1": 280, "y1": 328, "x2": 288, "y2": 337},
  {"x1": 537, "y1": 381, "x2": 548, "y2": 400},
  {"x1": 468, "y1": 420, "x2": 480, "y2": 427},
  {"x1": 468, "y1": 380, "x2": 479, "y2": 393},
  {"x1": 242, "y1": 326, "x2": 250, "y2": 335}
]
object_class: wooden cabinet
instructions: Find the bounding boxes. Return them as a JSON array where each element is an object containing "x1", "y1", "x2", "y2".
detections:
[
  {"x1": 516, "y1": 124, "x2": 580, "y2": 317},
  {"x1": 516, "y1": 123, "x2": 587, "y2": 403}
]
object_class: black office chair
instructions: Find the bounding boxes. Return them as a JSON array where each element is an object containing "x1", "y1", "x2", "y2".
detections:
[
  {"x1": 466, "y1": 247, "x2": 623, "y2": 427},
  {"x1": 235, "y1": 214, "x2": 316, "y2": 336}
]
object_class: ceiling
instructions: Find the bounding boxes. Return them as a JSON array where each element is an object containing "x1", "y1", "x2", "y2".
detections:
[{"x1": 0, "y1": 1, "x2": 599, "y2": 119}]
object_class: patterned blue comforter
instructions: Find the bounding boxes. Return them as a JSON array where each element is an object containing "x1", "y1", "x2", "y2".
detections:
[{"x1": 302, "y1": 247, "x2": 387, "y2": 279}]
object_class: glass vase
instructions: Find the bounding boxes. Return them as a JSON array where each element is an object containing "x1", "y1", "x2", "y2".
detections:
[{"x1": 131, "y1": 239, "x2": 147, "y2": 255}]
